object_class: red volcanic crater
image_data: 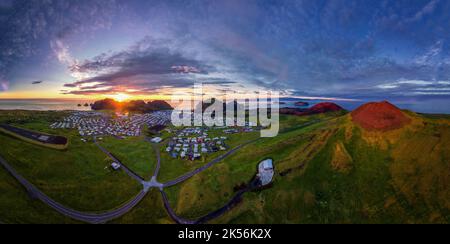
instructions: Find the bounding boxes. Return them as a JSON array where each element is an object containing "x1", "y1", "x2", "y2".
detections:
[{"x1": 351, "y1": 101, "x2": 411, "y2": 131}]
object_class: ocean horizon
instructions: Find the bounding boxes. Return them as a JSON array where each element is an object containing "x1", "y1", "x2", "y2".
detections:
[
  {"x1": 0, "y1": 99, "x2": 95, "y2": 111},
  {"x1": 0, "y1": 98, "x2": 345, "y2": 111},
  {"x1": 0, "y1": 98, "x2": 449, "y2": 114}
]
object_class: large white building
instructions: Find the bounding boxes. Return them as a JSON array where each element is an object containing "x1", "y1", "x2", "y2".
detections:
[{"x1": 258, "y1": 159, "x2": 274, "y2": 186}]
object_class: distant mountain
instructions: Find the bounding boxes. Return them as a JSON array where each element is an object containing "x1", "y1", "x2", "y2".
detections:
[
  {"x1": 309, "y1": 102, "x2": 344, "y2": 114},
  {"x1": 91, "y1": 98, "x2": 119, "y2": 110},
  {"x1": 351, "y1": 101, "x2": 411, "y2": 131},
  {"x1": 294, "y1": 101, "x2": 309, "y2": 106},
  {"x1": 146, "y1": 100, "x2": 173, "y2": 111},
  {"x1": 91, "y1": 99, "x2": 173, "y2": 112},
  {"x1": 280, "y1": 102, "x2": 344, "y2": 116}
]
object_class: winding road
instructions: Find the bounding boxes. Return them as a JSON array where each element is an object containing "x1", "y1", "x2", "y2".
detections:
[
  {"x1": 0, "y1": 120, "x2": 321, "y2": 224},
  {"x1": 94, "y1": 138, "x2": 144, "y2": 183},
  {"x1": 146, "y1": 139, "x2": 161, "y2": 179},
  {"x1": 162, "y1": 138, "x2": 260, "y2": 187},
  {"x1": 0, "y1": 154, "x2": 147, "y2": 224},
  {"x1": 0, "y1": 135, "x2": 260, "y2": 224},
  {"x1": 160, "y1": 180, "x2": 259, "y2": 224},
  {"x1": 160, "y1": 190, "x2": 196, "y2": 224}
]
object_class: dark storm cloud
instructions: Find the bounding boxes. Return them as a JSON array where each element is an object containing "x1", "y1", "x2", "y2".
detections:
[
  {"x1": 31, "y1": 80, "x2": 43, "y2": 85},
  {"x1": 59, "y1": 0, "x2": 450, "y2": 98},
  {"x1": 70, "y1": 49, "x2": 209, "y2": 82},
  {"x1": 62, "y1": 38, "x2": 214, "y2": 94}
]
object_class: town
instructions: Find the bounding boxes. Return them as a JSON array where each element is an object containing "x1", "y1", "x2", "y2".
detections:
[
  {"x1": 165, "y1": 127, "x2": 229, "y2": 161},
  {"x1": 50, "y1": 109, "x2": 262, "y2": 162},
  {"x1": 162, "y1": 123, "x2": 259, "y2": 161},
  {"x1": 50, "y1": 111, "x2": 172, "y2": 138}
]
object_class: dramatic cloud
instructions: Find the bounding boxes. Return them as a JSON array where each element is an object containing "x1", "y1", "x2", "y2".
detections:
[
  {"x1": 62, "y1": 38, "x2": 216, "y2": 95},
  {"x1": 2, "y1": 0, "x2": 450, "y2": 112},
  {"x1": 171, "y1": 66, "x2": 202, "y2": 74}
]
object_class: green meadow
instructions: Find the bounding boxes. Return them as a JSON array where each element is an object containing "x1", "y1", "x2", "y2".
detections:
[
  {"x1": 0, "y1": 111, "x2": 141, "y2": 217},
  {"x1": 0, "y1": 110, "x2": 449, "y2": 223},
  {"x1": 163, "y1": 113, "x2": 450, "y2": 224},
  {"x1": 100, "y1": 135, "x2": 156, "y2": 180}
]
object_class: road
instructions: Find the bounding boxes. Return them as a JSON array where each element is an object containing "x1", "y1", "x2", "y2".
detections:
[
  {"x1": 160, "y1": 177, "x2": 261, "y2": 224},
  {"x1": 0, "y1": 136, "x2": 263, "y2": 224},
  {"x1": 0, "y1": 154, "x2": 147, "y2": 224},
  {"x1": 151, "y1": 143, "x2": 161, "y2": 179},
  {"x1": 94, "y1": 138, "x2": 144, "y2": 183},
  {"x1": 159, "y1": 190, "x2": 196, "y2": 224},
  {"x1": 0, "y1": 119, "x2": 322, "y2": 224},
  {"x1": 158, "y1": 120, "x2": 323, "y2": 223},
  {"x1": 0, "y1": 136, "x2": 266, "y2": 224}
]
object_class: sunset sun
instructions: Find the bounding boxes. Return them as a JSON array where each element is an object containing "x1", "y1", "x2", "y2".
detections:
[{"x1": 109, "y1": 93, "x2": 130, "y2": 102}]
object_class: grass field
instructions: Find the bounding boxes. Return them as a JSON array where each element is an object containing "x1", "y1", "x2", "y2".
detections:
[
  {"x1": 0, "y1": 109, "x2": 449, "y2": 223},
  {"x1": 163, "y1": 115, "x2": 338, "y2": 221},
  {"x1": 156, "y1": 128, "x2": 261, "y2": 183},
  {"x1": 100, "y1": 135, "x2": 156, "y2": 180},
  {"x1": 0, "y1": 111, "x2": 142, "y2": 217},
  {"x1": 110, "y1": 189, "x2": 172, "y2": 224},
  {"x1": 0, "y1": 166, "x2": 78, "y2": 224},
  {"x1": 163, "y1": 113, "x2": 450, "y2": 224}
]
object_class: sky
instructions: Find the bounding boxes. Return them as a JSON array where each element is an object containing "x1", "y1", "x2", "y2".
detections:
[{"x1": 1, "y1": 0, "x2": 450, "y2": 112}]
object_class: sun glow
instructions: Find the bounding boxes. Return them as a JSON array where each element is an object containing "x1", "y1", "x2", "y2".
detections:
[{"x1": 109, "y1": 93, "x2": 131, "y2": 102}]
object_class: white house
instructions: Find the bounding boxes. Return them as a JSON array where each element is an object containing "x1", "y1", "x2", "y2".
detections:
[
  {"x1": 151, "y1": 137, "x2": 163, "y2": 143},
  {"x1": 111, "y1": 162, "x2": 121, "y2": 170}
]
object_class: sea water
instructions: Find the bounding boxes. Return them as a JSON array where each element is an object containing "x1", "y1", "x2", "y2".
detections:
[{"x1": 0, "y1": 99, "x2": 94, "y2": 111}]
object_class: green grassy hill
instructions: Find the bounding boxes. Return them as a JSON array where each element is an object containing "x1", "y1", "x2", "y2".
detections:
[
  {"x1": 0, "y1": 111, "x2": 143, "y2": 220},
  {"x1": 0, "y1": 109, "x2": 449, "y2": 223},
  {"x1": 165, "y1": 112, "x2": 450, "y2": 224}
]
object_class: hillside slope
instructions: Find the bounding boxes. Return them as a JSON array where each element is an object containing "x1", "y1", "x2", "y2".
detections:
[
  {"x1": 0, "y1": 106, "x2": 448, "y2": 224},
  {"x1": 168, "y1": 103, "x2": 450, "y2": 224}
]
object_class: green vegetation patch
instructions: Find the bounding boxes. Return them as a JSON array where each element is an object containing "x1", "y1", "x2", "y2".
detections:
[
  {"x1": 100, "y1": 136, "x2": 156, "y2": 180},
  {"x1": 0, "y1": 111, "x2": 141, "y2": 216}
]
